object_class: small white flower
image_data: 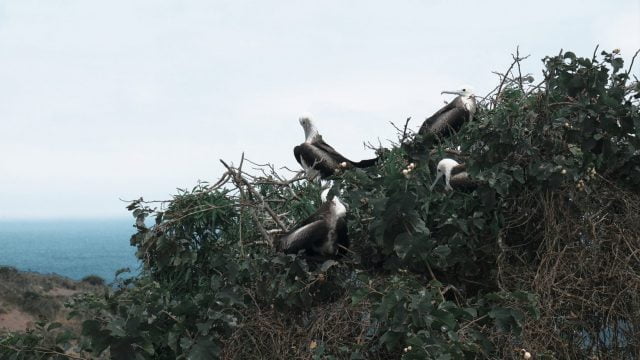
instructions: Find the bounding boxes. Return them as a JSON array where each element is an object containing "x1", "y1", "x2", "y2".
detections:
[
  {"x1": 561, "y1": 169, "x2": 567, "y2": 175},
  {"x1": 402, "y1": 169, "x2": 409, "y2": 176},
  {"x1": 340, "y1": 162, "x2": 348, "y2": 168},
  {"x1": 523, "y1": 351, "x2": 532, "y2": 359}
]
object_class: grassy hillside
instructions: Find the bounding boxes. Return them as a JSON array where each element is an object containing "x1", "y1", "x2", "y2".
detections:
[
  {"x1": 1, "y1": 49, "x2": 639, "y2": 360},
  {"x1": 0, "y1": 266, "x2": 106, "y2": 360}
]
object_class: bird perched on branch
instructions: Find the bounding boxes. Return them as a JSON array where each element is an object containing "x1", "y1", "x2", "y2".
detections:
[
  {"x1": 419, "y1": 86, "x2": 477, "y2": 140},
  {"x1": 430, "y1": 158, "x2": 478, "y2": 192},
  {"x1": 294, "y1": 115, "x2": 378, "y2": 180},
  {"x1": 279, "y1": 186, "x2": 349, "y2": 257}
]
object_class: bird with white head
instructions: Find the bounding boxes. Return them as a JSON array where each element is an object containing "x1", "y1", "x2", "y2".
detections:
[
  {"x1": 419, "y1": 85, "x2": 477, "y2": 139},
  {"x1": 430, "y1": 158, "x2": 478, "y2": 192},
  {"x1": 293, "y1": 115, "x2": 379, "y2": 180},
  {"x1": 280, "y1": 185, "x2": 349, "y2": 257}
]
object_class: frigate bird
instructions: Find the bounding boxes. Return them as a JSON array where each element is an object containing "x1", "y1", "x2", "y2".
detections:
[
  {"x1": 280, "y1": 187, "x2": 349, "y2": 256},
  {"x1": 294, "y1": 116, "x2": 378, "y2": 180},
  {"x1": 430, "y1": 158, "x2": 478, "y2": 192},
  {"x1": 419, "y1": 86, "x2": 477, "y2": 139}
]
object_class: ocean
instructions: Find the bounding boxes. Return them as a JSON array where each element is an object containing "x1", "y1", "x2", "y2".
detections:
[{"x1": 0, "y1": 219, "x2": 140, "y2": 282}]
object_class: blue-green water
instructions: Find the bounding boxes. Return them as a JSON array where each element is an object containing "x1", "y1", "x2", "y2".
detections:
[{"x1": 0, "y1": 219, "x2": 140, "y2": 282}]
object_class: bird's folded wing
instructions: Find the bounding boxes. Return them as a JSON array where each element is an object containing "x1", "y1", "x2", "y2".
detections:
[
  {"x1": 450, "y1": 163, "x2": 467, "y2": 176},
  {"x1": 335, "y1": 217, "x2": 349, "y2": 250},
  {"x1": 313, "y1": 137, "x2": 353, "y2": 164},
  {"x1": 298, "y1": 202, "x2": 331, "y2": 227},
  {"x1": 450, "y1": 172, "x2": 477, "y2": 191},
  {"x1": 294, "y1": 142, "x2": 337, "y2": 176},
  {"x1": 282, "y1": 220, "x2": 329, "y2": 254},
  {"x1": 420, "y1": 106, "x2": 466, "y2": 135},
  {"x1": 293, "y1": 145, "x2": 304, "y2": 165}
]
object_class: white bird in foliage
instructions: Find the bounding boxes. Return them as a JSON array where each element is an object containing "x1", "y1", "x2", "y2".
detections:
[
  {"x1": 430, "y1": 158, "x2": 478, "y2": 192},
  {"x1": 419, "y1": 86, "x2": 477, "y2": 139},
  {"x1": 294, "y1": 115, "x2": 378, "y2": 180},
  {"x1": 279, "y1": 186, "x2": 349, "y2": 257}
]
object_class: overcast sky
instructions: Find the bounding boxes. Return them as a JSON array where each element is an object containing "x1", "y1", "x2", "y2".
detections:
[{"x1": 1, "y1": 1, "x2": 638, "y2": 219}]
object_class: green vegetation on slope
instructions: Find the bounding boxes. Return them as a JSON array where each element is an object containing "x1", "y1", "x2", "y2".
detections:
[{"x1": 1, "y1": 49, "x2": 639, "y2": 359}]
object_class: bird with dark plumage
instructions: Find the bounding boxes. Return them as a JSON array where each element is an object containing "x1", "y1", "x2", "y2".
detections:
[
  {"x1": 430, "y1": 158, "x2": 478, "y2": 192},
  {"x1": 279, "y1": 187, "x2": 349, "y2": 257},
  {"x1": 294, "y1": 115, "x2": 378, "y2": 180},
  {"x1": 419, "y1": 86, "x2": 476, "y2": 139}
]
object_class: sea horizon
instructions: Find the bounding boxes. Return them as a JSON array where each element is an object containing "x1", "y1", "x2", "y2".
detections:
[{"x1": 0, "y1": 218, "x2": 141, "y2": 282}]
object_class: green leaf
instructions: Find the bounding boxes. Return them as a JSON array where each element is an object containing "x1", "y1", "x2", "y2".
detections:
[
  {"x1": 351, "y1": 288, "x2": 369, "y2": 305},
  {"x1": 432, "y1": 309, "x2": 456, "y2": 329},
  {"x1": 110, "y1": 340, "x2": 135, "y2": 360},
  {"x1": 433, "y1": 245, "x2": 451, "y2": 258},
  {"x1": 488, "y1": 308, "x2": 511, "y2": 320},
  {"x1": 378, "y1": 330, "x2": 403, "y2": 351},
  {"x1": 167, "y1": 331, "x2": 179, "y2": 352},
  {"x1": 187, "y1": 338, "x2": 220, "y2": 360},
  {"x1": 139, "y1": 342, "x2": 155, "y2": 355},
  {"x1": 81, "y1": 320, "x2": 101, "y2": 337},
  {"x1": 47, "y1": 322, "x2": 62, "y2": 331},
  {"x1": 105, "y1": 319, "x2": 127, "y2": 337},
  {"x1": 393, "y1": 233, "x2": 413, "y2": 259},
  {"x1": 55, "y1": 331, "x2": 75, "y2": 345},
  {"x1": 511, "y1": 166, "x2": 524, "y2": 184},
  {"x1": 463, "y1": 307, "x2": 478, "y2": 318}
]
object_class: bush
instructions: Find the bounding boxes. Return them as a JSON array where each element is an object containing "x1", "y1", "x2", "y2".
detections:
[
  {"x1": 2, "y1": 49, "x2": 638, "y2": 359},
  {"x1": 20, "y1": 291, "x2": 60, "y2": 319},
  {"x1": 80, "y1": 275, "x2": 105, "y2": 287},
  {"x1": 0, "y1": 266, "x2": 18, "y2": 276}
]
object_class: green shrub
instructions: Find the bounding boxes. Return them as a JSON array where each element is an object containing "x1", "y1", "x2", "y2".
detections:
[
  {"x1": 2, "y1": 49, "x2": 638, "y2": 360},
  {"x1": 20, "y1": 291, "x2": 60, "y2": 319},
  {"x1": 80, "y1": 275, "x2": 105, "y2": 287}
]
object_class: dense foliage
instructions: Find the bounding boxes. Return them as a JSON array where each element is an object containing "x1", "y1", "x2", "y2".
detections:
[{"x1": 1, "y1": 49, "x2": 639, "y2": 359}]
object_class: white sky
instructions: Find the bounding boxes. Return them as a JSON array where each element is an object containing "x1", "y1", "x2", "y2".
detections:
[{"x1": 0, "y1": 0, "x2": 639, "y2": 219}]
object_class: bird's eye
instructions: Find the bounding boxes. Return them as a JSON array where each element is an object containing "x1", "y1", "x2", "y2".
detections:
[{"x1": 462, "y1": 88, "x2": 466, "y2": 91}]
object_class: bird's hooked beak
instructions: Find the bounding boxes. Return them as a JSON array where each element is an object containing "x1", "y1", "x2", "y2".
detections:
[
  {"x1": 430, "y1": 173, "x2": 443, "y2": 191},
  {"x1": 441, "y1": 90, "x2": 463, "y2": 96}
]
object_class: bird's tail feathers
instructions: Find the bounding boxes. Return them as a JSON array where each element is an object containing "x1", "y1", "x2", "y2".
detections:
[{"x1": 353, "y1": 157, "x2": 379, "y2": 168}]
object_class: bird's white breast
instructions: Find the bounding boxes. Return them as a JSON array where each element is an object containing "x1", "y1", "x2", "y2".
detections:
[
  {"x1": 331, "y1": 198, "x2": 347, "y2": 217},
  {"x1": 461, "y1": 97, "x2": 476, "y2": 113}
]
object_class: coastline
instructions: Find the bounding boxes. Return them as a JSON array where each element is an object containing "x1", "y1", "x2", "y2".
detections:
[
  {"x1": 0, "y1": 266, "x2": 105, "y2": 333},
  {"x1": 0, "y1": 218, "x2": 139, "y2": 282}
]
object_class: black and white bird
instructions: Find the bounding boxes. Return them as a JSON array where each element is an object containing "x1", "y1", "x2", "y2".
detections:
[
  {"x1": 430, "y1": 158, "x2": 478, "y2": 192},
  {"x1": 280, "y1": 187, "x2": 349, "y2": 256},
  {"x1": 419, "y1": 86, "x2": 477, "y2": 139},
  {"x1": 294, "y1": 115, "x2": 378, "y2": 180}
]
